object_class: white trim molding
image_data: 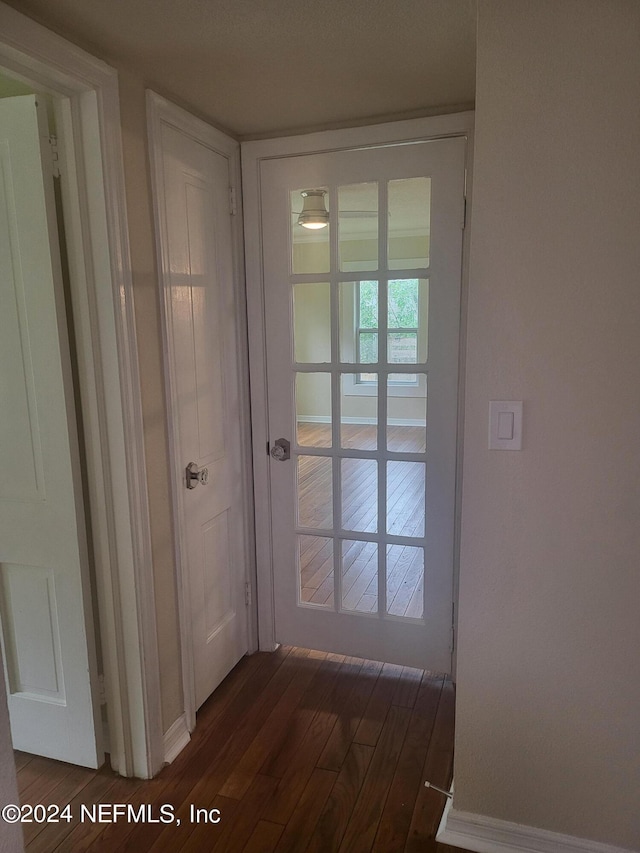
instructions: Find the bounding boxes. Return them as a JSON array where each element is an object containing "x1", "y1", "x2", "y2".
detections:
[
  {"x1": 437, "y1": 806, "x2": 635, "y2": 853},
  {"x1": 241, "y1": 111, "x2": 474, "y2": 653},
  {"x1": 0, "y1": 1, "x2": 162, "y2": 778},
  {"x1": 162, "y1": 713, "x2": 191, "y2": 765},
  {"x1": 299, "y1": 415, "x2": 425, "y2": 427}
]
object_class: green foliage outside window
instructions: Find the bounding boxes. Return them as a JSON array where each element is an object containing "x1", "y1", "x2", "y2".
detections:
[
  {"x1": 388, "y1": 279, "x2": 419, "y2": 328},
  {"x1": 356, "y1": 279, "x2": 419, "y2": 383}
]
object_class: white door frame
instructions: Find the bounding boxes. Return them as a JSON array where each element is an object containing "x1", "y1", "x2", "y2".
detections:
[
  {"x1": 0, "y1": 3, "x2": 163, "y2": 777},
  {"x1": 241, "y1": 112, "x2": 474, "y2": 659},
  {"x1": 146, "y1": 92, "x2": 257, "y2": 738}
]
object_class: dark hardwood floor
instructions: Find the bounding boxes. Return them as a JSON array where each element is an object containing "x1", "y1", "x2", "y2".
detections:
[{"x1": 15, "y1": 646, "x2": 468, "y2": 852}]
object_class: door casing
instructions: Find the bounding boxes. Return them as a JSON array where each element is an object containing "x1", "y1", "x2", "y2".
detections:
[
  {"x1": 0, "y1": 3, "x2": 163, "y2": 777},
  {"x1": 241, "y1": 112, "x2": 474, "y2": 674}
]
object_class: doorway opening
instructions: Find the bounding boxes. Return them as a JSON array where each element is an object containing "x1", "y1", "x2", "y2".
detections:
[
  {"x1": 243, "y1": 115, "x2": 470, "y2": 673},
  {"x1": 0, "y1": 2, "x2": 162, "y2": 781}
]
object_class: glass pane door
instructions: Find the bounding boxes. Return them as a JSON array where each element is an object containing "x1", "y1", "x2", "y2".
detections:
[{"x1": 261, "y1": 137, "x2": 465, "y2": 670}]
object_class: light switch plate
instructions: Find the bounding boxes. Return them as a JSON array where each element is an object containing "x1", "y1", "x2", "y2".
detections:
[{"x1": 489, "y1": 401, "x2": 523, "y2": 450}]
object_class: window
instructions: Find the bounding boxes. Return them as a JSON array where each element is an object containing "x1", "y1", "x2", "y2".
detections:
[{"x1": 356, "y1": 279, "x2": 419, "y2": 384}]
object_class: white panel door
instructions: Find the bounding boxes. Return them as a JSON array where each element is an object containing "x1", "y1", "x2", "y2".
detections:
[
  {"x1": 261, "y1": 138, "x2": 465, "y2": 671},
  {"x1": 158, "y1": 122, "x2": 249, "y2": 711},
  {"x1": 0, "y1": 95, "x2": 102, "y2": 765}
]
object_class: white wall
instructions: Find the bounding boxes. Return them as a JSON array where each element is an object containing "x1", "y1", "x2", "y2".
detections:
[{"x1": 454, "y1": 1, "x2": 640, "y2": 849}]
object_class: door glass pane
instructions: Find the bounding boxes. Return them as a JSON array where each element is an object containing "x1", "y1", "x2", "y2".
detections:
[
  {"x1": 386, "y1": 544, "x2": 424, "y2": 618},
  {"x1": 339, "y1": 182, "x2": 378, "y2": 272},
  {"x1": 293, "y1": 282, "x2": 331, "y2": 363},
  {"x1": 341, "y1": 459, "x2": 377, "y2": 533},
  {"x1": 387, "y1": 461, "x2": 425, "y2": 537},
  {"x1": 291, "y1": 188, "x2": 330, "y2": 274},
  {"x1": 341, "y1": 539, "x2": 378, "y2": 613},
  {"x1": 388, "y1": 333, "x2": 418, "y2": 377},
  {"x1": 298, "y1": 535, "x2": 334, "y2": 608},
  {"x1": 339, "y1": 281, "x2": 356, "y2": 363},
  {"x1": 387, "y1": 382, "x2": 426, "y2": 453},
  {"x1": 296, "y1": 374, "x2": 331, "y2": 447},
  {"x1": 298, "y1": 456, "x2": 332, "y2": 530},
  {"x1": 340, "y1": 280, "x2": 379, "y2": 366},
  {"x1": 359, "y1": 332, "x2": 378, "y2": 365},
  {"x1": 388, "y1": 177, "x2": 431, "y2": 270},
  {"x1": 341, "y1": 374, "x2": 377, "y2": 450},
  {"x1": 387, "y1": 279, "x2": 428, "y2": 379},
  {"x1": 359, "y1": 280, "x2": 379, "y2": 331}
]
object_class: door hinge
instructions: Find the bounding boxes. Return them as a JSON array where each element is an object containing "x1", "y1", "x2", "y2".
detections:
[
  {"x1": 450, "y1": 602, "x2": 456, "y2": 653},
  {"x1": 245, "y1": 581, "x2": 252, "y2": 607},
  {"x1": 98, "y1": 673, "x2": 107, "y2": 706},
  {"x1": 49, "y1": 135, "x2": 60, "y2": 178},
  {"x1": 229, "y1": 186, "x2": 237, "y2": 216}
]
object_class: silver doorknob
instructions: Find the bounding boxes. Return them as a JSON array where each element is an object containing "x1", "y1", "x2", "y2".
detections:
[
  {"x1": 270, "y1": 438, "x2": 290, "y2": 461},
  {"x1": 186, "y1": 461, "x2": 209, "y2": 489}
]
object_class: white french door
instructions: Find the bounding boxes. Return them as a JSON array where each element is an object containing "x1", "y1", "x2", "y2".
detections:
[{"x1": 261, "y1": 136, "x2": 465, "y2": 671}]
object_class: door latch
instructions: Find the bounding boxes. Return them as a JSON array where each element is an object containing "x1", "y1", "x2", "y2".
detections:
[
  {"x1": 186, "y1": 461, "x2": 209, "y2": 489},
  {"x1": 269, "y1": 438, "x2": 290, "y2": 461}
]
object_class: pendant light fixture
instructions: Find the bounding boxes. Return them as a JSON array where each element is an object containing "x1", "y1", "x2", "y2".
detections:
[{"x1": 297, "y1": 189, "x2": 329, "y2": 230}]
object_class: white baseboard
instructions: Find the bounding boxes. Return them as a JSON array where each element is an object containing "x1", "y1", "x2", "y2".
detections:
[
  {"x1": 163, "y1": 713, "x2": 190, "y2": 765},
  {"x1": 299, "y1": 415, "x2": 425, "y2": 427},
  {"x1": 436, "y1": 805, "x2": 633, "y2": 853}
]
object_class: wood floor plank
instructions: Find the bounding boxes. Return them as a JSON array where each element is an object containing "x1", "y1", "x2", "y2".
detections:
[
  {"x1": 306, "y1": 743, "x2": 374, "y2": 853},
  {"x1": 317, "y1": 658, "x2": 384, "y2": 771},
  {"x1": 353, "y1": 662, "x2": 405, "y2": 746},
  {"x1": 21, "y1": 763, "x2": 99, "y2": 847},
  {"x1": 174, "y1": 794, "x2": 239, "y2": 853},
  {"x1": 242, "y1": 820, "x2": 284, "y2": 853},
  {"x1": 179, "y1": 775, "x2": 279, "y2": 853},
  {"x1": 219, "y1": 651, "x2": 327, "y2": 798},
  {"x1": 392, "y1": 666, "x2": 425, "y2": 709},
  {"x1": 18, "y1": 756, "x2": 73, "y2": 800},
  {"x1": 273, "y1": 767, "x2": 337, "y2": 853},
  {"x1": 17, "y1": 649, "x2": 470, "y2": 853},
  {"x1": 85, "y1": 648, "x2": 301, "y2": 852},
  {"x1": 372, "y1": 673, "x2": 444, "y2": 852},
  {"x1": 262, "y1": 656, "x2": 362, "y2": 824},
  {"x1": 13, "y1": 751, "x2": 34, "y2": 773},
  {"x1": 26, "y1": 770, "x2": 122, "y2": 853},
  {"x1": 338, "y1": 704, "x2": 412, "y2": 852},
  {"x1": 183, "y1": 648, "x2": 295, "y2": 756},
  {"x1": 112, "y1": 648, "x2": 309, "y2": 849},
  {"x1": 143, "y1": 652, "x2": 317, "y2": 853},
  {"x1": 261, "y1": 654, "x2": 357, "y2": 779},
  {"x1": 404, "y1": 679, "x2": 455, "y2": 853},
  {"x1": 19, "y1": 761, "x2": 78, "y2": 810},
  {"x1": 47, "y1": 774, "x2": 146, "y2": 853}
]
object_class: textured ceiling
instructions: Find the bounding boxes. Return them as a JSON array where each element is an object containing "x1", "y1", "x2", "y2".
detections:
[{"x1": 4, "y1": 0, "x2": 476, "y2": 138}]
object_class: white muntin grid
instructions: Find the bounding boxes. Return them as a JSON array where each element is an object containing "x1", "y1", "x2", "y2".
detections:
[{"x1": 291, "y1": 179, "x2": 429, "y2": 623}]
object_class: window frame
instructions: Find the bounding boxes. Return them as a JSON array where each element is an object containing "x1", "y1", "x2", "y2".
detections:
[{"x1": 355, "y1": 279, "x2": 420, "y2": 386}]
